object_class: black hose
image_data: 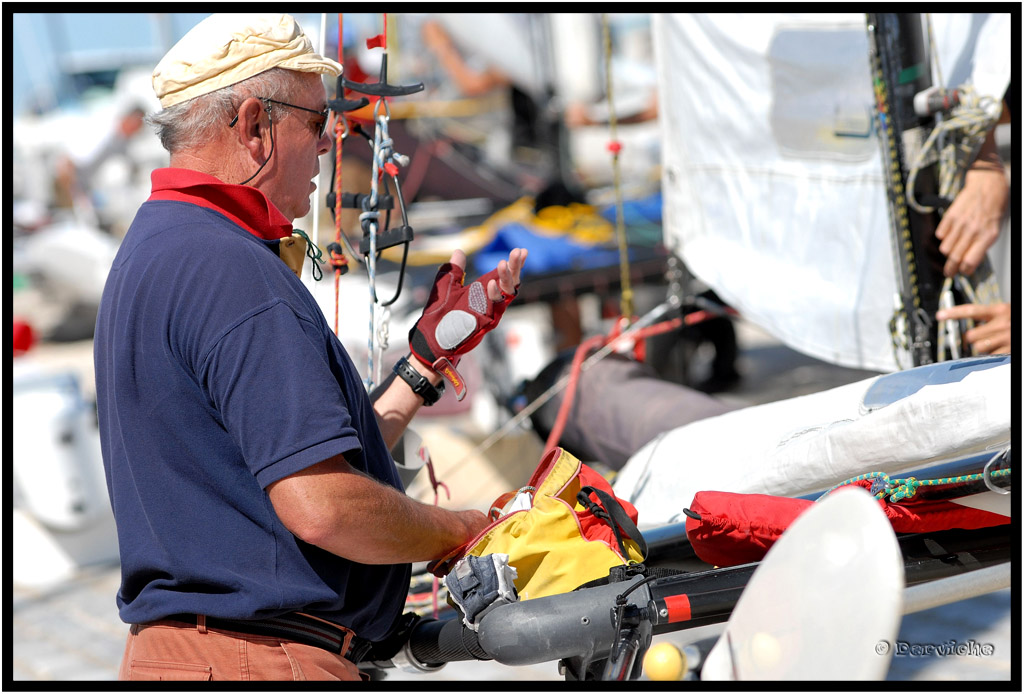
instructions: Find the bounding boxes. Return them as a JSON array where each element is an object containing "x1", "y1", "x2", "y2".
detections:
[
  {"x1": 602, "y1": 627, "x2": 642, "y2": 681},
  {"x1": 407, "y1": 617, "x2": 490, "y2": 665}
]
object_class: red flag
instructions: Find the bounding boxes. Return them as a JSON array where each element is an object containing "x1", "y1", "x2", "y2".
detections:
[{"x1": 366, "y1": 33, "x2": 385, "y2": 50}]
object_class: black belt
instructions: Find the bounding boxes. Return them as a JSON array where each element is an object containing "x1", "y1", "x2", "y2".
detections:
[{"x1": 165, "y1": 613, "x2": 374, "y2": 663}]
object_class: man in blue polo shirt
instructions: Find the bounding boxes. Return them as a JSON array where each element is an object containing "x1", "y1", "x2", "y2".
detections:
[{"x1": 94, "y1": 14, "x2": 526, "y2": 681}]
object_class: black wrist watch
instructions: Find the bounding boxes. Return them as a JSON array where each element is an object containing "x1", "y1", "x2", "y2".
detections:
[{"x1": 393, "y1": 355, "x2": 445, "y2": 406}]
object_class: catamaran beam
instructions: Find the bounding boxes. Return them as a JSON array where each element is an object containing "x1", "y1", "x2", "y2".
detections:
[
  {"x1": 387, "y1": 525, "x2": 1009, "y2": 672},
  {"x1": 903, "y1": 562, "x2": 1010, "y2": 615}
]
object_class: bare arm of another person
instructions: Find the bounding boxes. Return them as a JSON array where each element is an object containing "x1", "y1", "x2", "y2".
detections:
[
  {"x1": 564, "y1": 92, "x2": 659, "y2": 128},
  {"x1": 935, "y1": 128, "x2": 1009, "y2": 277},
  {"x1": 936, "y1": 302, "x2": 1012, "y2": 354},
  {"x1": 421, "y1": 19, "x2": 509, "y2": 97}
]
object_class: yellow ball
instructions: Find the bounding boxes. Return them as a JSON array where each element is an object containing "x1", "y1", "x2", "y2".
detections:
[{"x1": 644, "y1": 642, "x2": 686, "y2": 681}]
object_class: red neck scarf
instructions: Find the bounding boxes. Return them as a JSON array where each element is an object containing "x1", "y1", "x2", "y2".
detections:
[{"x1": 148, "y1": 167, "x2": 293, "y2": 241}]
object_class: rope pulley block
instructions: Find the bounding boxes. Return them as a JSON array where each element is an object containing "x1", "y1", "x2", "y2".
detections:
[{"x1": 338, "y1": 53, "x2": 424, "y2": 258}]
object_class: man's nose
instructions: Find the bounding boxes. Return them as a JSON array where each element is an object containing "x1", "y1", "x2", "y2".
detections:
[{"x1": 318, "y1": 127, "x2": 332, "y2": 155}]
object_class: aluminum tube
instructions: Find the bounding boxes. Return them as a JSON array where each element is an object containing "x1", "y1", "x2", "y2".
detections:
[
  {"x1": 476, "y1": 576, "x2": 648, "y2": 666},
  {"x1": 902, "y1": 563, "x2": 1011, "y2": 615}
]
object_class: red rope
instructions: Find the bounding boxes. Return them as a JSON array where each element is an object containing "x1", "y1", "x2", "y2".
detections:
[
  {"x1": 542, "y1": 303, "x2": 740, "y2": 453},
  {"x1": 544, "y1": 315, "x2": 691, "y2": 452},
  {"x1": 544, "y1": 334, "x2": 605, "y2": 451},
  {"x1": 426, "y1": 452, "x2": 449, "y2": 620}
]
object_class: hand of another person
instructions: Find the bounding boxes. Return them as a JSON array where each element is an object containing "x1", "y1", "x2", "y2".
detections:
[
  {"x1": 564, "y1": 101, "x2": 594, "y2": 128},
  {"x1": 421, "y1": 20, "x2": 452, "y2": 55},
  {"x1": 935, "y1": 302, "x2": 1012, "y2": 355},
  {"x1": 935, "y1": 168, "x2": 1008, "y2": 278}
]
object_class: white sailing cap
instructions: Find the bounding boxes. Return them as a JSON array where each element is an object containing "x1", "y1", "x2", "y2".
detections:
[{"x1": 153, "y1": 13, "x2": 342, "y2": 108}]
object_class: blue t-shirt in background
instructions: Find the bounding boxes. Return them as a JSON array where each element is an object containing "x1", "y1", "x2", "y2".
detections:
[{"x1": 94, "y1": 200, "x2": 409, "y2": 641}]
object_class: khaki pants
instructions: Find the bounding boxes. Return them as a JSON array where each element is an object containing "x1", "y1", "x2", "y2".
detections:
[{"x1": 118, "y1": 617, "x2": 365, "y2": 681}]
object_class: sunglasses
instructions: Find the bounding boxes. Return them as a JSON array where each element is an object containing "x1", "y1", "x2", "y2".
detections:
[{"x1": 230, "y1": 97, "x2": 330, "y2": 138}]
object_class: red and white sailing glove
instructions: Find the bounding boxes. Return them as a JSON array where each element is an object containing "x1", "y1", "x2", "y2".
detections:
[{"x1": 409, "y1": 262, "x2": 519, "y2": 400}]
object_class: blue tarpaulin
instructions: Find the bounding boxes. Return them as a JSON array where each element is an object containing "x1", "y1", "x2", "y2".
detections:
[{"x1": 472, "y1": 191, "x2": 662, "y2": 276}]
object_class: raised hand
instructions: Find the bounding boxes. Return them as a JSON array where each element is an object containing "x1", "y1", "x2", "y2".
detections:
[{"x1": 409, "y1": 248, "x2": 528, "y2": 399}]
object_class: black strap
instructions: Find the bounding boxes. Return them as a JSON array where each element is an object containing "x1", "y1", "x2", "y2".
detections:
[
  {"x1": 577, "y1": 485, "x2": 649, "y2": 560},
  {"x1": 394, "y1": 355, "x2": 444, "y2": 405},
  {"x1": 574, "y1": 563, "x2": 688, "y2": 592},
  {"x1": 163, "y1": 613, "x2": 371, "y2": 660}
]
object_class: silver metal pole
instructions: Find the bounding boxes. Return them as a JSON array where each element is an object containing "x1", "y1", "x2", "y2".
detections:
[{"x1": 903, "y1": 563, "x2": 1010, "y2": 615}]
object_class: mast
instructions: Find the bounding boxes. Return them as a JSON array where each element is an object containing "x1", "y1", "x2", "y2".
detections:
[{"x1": 866, "y1": 13, "x2": 946, "y2": 367}]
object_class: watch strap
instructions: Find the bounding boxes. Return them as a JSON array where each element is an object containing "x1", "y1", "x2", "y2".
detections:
[{"x1": 394, "y1": 355, "x2": 445, "y2": 406}]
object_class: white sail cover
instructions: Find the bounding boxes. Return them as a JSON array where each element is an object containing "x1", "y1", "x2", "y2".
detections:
[
  {"x1": 613, "y1": 359, "x2": 1010, "y2": 527},
  {"x1": 653, "y1": 13, "x2": 1010, "y2": 372}
]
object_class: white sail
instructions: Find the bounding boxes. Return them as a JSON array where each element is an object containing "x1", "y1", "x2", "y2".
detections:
[{"x1": 654, "y1": 13, "x2": 1010, "y2": 372}]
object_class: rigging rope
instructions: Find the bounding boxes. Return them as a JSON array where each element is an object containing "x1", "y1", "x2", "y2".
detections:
[
  {"x1": 447, "y1": 296, "x2": 736, "y2": 474},
  {"x1": 448, "y1": 299, "x2": 676, "y2": 474},
  {"x1": 332, "y1": 13, "x2": 349, "y2": 336},
  {"x1": 906, "y1": 14, "x2": 1004, "y2": 362},
  {"x1": 426, "y1": 452, "x2": 450, "y2": 619},
  {"x1": 601, "y1": 13, "x2": 634, "y2": 322},
  {"x1": 818, "y1": 466, "x2": 1012, "y2": 503},
  {"x1": 904, "y1": 84, "x2": 1001, "y2": 216},
  {"x1": 542, "y1": 316, "x2": 685, "y2": 453},
  {"x1": 441, "y1": 15, "x2": 736, "y2": 464},
  {"x1": 935, "y1": 274, "x2": 976, "y2": 361},
  {"x1": 312, "y1": 12, "x2": 327, "y2": 286},
  {"x1": 925, "y1": 14, "x2": 943, "y2": 94},
  {"x1": 364, "y1": 98, "x2": 384, "y2": 390}
]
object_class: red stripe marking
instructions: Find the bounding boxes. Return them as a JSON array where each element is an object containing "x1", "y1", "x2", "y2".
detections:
[{"x1": 664, "y1": 594, "x2": 692, "y2": 623}]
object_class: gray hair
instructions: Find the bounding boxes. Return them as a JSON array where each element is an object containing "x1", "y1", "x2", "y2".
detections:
[{"x1": 146, "y1": 67, "x2": 304, "y2": 154}]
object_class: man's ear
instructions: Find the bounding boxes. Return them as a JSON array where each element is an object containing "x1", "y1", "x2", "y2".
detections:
[{"x1": 232, "y1": 97, "x2": 270, "y2": 159}]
